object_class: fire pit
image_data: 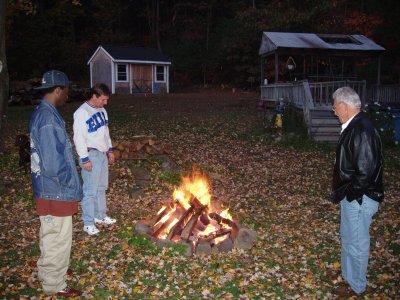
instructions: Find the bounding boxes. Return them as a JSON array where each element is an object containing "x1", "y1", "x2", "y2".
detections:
[{"x1": 135, "y1": 170, "x2": 257, "y2": 255}]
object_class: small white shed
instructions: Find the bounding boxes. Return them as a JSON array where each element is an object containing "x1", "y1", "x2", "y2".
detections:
[{"x1": 88, "y1": 45, "x2": 171, "y2": 94}]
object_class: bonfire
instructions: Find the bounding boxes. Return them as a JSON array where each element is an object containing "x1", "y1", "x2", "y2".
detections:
[{"x1": 135, "y1": 170, "x2": 257, "y2": 255}]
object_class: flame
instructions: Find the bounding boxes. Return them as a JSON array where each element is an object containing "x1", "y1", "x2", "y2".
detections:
[
  {"x1": 157, "y1": 206, "x2": 166, "y2": 215},
  {"x1": 219, "y1": 208, "x2": 233, "y2": 221},
  {"x1": 173, "y1": 171, "x2": 211, "y2": 208},
  {"x1": 159, "y1": 218, "x2": 179, "y2": 239}
]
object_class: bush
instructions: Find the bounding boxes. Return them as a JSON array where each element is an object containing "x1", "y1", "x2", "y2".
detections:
[{"x1": 365, "y1": 103, "x2": 396, "y2": 146}]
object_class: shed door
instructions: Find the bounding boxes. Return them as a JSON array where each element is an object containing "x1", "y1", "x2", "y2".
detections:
[{"x1": 131, "y1": 65, "x2": 152, "y2": 93}]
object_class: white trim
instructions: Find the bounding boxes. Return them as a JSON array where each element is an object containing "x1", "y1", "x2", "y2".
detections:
[
  {"x1": 155, "y1": 65, "x2": 166, "y2": 83},
  {"x1": 166, "y1": 65, "x2": 169, "y2": 93},
  {"x1": 114, "y1": 59, "x2": 171, "y2": 65},
  {"x1": 90, "y1": 62, "x2": 93, "y2": 87},
  {"x1": 129, "y1": 64, "x2": 132, "y2": 94},
  {"x1": 111, "y1": 62, "x2": 115, "y2": 94},
  {"x1": 87, "y1": 46, "x2": 115, "y2": 65},
  {"x1": 116, "y1": 63, "x2": 129, "y2": 82},
  {"x1": 151, "y1": 64, "x2": 154, "y2": 93}
]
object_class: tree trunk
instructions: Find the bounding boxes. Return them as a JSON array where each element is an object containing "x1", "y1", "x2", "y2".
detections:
[
  {"x1": 0, "y1": 0, "x2": 9, "y2": 153},
  {"x1": 155, "y1": 0, "x2": 161, "y2": 52},
  {"x1": 203, "y1": 2, "x2": 212, "y2": 87}
]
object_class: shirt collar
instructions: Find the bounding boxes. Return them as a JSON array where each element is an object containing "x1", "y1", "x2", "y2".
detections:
[{"x1": 341, "y1": 112, "x2": 358, "y2": 134}]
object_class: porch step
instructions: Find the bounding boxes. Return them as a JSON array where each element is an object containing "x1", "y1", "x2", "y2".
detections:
[{"x1": 309, "y1": 108, "x2": 341, "y2": 144}]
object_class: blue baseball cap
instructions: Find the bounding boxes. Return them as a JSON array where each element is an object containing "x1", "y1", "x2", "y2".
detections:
[{"x1": 35, "y1": 70, "x2": 69, "y2": 90}]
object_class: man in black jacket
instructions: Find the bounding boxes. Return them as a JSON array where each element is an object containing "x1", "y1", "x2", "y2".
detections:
[{"x1": 330, "y1": 87, "x2": 384, "y2": 296}]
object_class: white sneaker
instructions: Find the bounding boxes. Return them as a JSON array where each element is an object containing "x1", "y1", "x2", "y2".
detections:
[
  {"x1": 94, "y1": 216, "x2": 116, "y2": 225},
  {"x1": 83, "y1": 225, "x2": 100, "y2": 235}
]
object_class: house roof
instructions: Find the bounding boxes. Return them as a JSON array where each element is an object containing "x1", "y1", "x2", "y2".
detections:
[
  {"x1": 259, "y1": 32, "x2": 385, "y2": 56},
  {"x1": 88, "y1": 45, "x2": 171, "y2": 64}
]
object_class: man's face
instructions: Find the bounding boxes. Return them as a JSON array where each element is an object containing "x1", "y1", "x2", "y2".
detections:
[
  {"x1": 92, "y1": 94, "x2": 109, "y2": 108},
  {"x1": 55, "y1": 87, "x2": 69, "y2": 106},
  {"x1": 332, "y1": 99, "x2": 348, "y2": 124}
]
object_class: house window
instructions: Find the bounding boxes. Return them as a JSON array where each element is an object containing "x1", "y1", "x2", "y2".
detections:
[
  {"x1": 116, "y1": 64, "x2": 128, "y2": 82},
  {"x1": 155, "y1": 65, "x2": 166, "y2": 82}
]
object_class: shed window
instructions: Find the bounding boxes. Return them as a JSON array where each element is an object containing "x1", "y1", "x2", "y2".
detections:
[
  {"x1": 155, "y1": 65, "x2": 166, "y2": 82},
  {"x1": 116, "y1": 64, "x2": 128, "y2": 82}
]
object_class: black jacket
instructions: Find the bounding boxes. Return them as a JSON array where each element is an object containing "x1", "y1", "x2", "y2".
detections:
[{"x1": 331, "y1": 112, "x2": 384, "y2": 203}]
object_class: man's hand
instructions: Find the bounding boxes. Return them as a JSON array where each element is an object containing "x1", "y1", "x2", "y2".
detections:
[
  {"x1": 83, "y1": 161, "x2": 92, "y2": 172},
  {"x1": 108, "y1": 152, "x2": 115, "y2": 165}
]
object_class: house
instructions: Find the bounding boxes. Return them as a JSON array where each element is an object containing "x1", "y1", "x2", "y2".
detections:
[
  {"x1": 88, "y1": 45, "x2": 171, "y2": 94},
  {"x1": 259, "y1": 32, "x2": 385, "y2": 84},
  {"x1": 258, "y1": 32, "x2": 389, "y2": 144}
]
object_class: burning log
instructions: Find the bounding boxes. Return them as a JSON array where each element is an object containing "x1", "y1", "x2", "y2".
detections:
[
  {"x1": 189, "y1": 194, "x2": 205, "y2": 210},
  {"x1": 166, "y1": 206, "x2": 195, "y2": 240},
  {"x1": 209, "y1": 212, "x2": 239, "y2": 239},
  {"x1": 198, "y1": 228, "x2": 231, "y2": 243},
  {"x1": 148, "y1": 202, "x2": 174, "y2": 227},
  {"x1": 181, "y1": 206, "x2": 207, "y2": 240},
  {"x1": 200, "y1": 212, "x2": 211, "y2": 225},
  {"x1": 135, "y1": 169, "x2": 258, "y2": 254}
]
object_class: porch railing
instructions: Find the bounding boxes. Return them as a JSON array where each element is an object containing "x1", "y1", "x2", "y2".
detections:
[
  {"x1": 368, "y1": 84, "x2": 400, "y2": 104},
  {"x1": 309, "y1": 80, "x2": 366, "y2": 106},
  {"x1": 260, "y1": 80, "x2": 314, "y2": 129}
]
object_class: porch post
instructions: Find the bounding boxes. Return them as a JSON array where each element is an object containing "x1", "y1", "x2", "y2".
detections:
[
  {"x1": 274, "y1": 52, "x2": 279, "y2": 83},
  {"x1": 377, "y1": 55, "x2": 381, "y2": 85},
  {"x1": 260, "y1": 56, "x2": 264, "y2": 85}
]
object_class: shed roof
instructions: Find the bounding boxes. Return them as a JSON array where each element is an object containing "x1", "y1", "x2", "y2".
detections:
[
  {"x1": 88, "y1": 45, "x2": 171, "y2": 64},
  {"x1": 259, "y1": 32, "x2": 385, "y2": 56}
]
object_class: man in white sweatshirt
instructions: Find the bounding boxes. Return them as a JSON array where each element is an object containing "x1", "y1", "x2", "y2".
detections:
[{"x1": 73, "y1": 83, "x2": 116, "y2": 235}]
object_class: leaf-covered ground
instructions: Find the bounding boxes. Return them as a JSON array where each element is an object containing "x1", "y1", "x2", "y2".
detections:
[{"x1": 1, "y1": 91, "x2": 399, "y2": 299}]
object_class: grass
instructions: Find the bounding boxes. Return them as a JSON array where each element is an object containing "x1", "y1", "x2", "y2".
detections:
[{"x1": 1, "y1": 92, "x2": 399, "y2": 299}]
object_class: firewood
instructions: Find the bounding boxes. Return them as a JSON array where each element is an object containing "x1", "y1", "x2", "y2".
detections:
[
  {"x1": 166, "y1": 206, "x2": 194, "y2": 240},
  {"x1": 113, "y1": 149, "x2": 121, "y2": 159},
  {"x1": 198, "y1": 228, "x2": 231, "y2": 243},
  {"x1": 133, "y1": 141, "x2": 145, "y2": 151},
  {"x1": 181, "y1": 206, "x2": 207, "y2": 240},
  {"x1": 121, "y1": 141, "x2": 131, "y2": 147},
  {"x1": 163, "y1": 144, "x2": 173, "y2": 154},
  {"x1": 148, "y1": 202, "x2": 176, "y2": 227},
  {"x1": 200, "y1": 212, "x2": 211, "y2": 225},
  {"x1": 189, "y1": 194, "x2": 204, "y2": 210},
  {"x1": 145, "y1": 145, "x2": 154, "y2": 155},
  {"x1": 209, "y1": 212, "x2": 239, "y2": 239},
  {"x1": 152, "y1": 213, "x2": 178, "y2": 238}
]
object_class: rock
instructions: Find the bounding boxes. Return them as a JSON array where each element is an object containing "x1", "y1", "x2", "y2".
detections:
[
  {"x1": 156, "y1": 239, "x2": 174, "y2": 249},
  {"x1": 154, "y1": 154, "x2": 180, "y2": 172},
  {"x1": 128, "y1": 187, "x2": 145, "y2": 199},
  {"x1": 109, "y1": 168, "x2": 119, "y2": 182},
  {"x1": 134, "y1": 220, "x2": 151, "y2": 235},
  {"x1": 129, "y1": 167, "x2": 151, "y2": 181},
  {"x1": 233, "y1": 228, "x2": 257, "y2": 250},
  {"x1": 216, "y1": 237, "x2": 233, "y2": 253},
  {"x1": 195, "y1": 241, "x2": 212, "y2": 255},
  {"x1": 135, "y1": 179, "x2": 151, "y2": 188},
  {"x1": 177, "y1": 241, "x2": 193, "y2": 257}
]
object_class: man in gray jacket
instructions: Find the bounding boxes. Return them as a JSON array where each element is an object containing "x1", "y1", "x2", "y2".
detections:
[{"x1": 30, "y1": 70, "x2": 82, "y2": 297}]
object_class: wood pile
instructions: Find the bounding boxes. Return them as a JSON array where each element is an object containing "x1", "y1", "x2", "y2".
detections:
[{"x1": 113, "y1": 136, "x2": 172, "y2": 160}]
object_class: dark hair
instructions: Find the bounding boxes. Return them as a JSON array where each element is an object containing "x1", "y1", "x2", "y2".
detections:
[{"x1": 91, "y1": 83, "x2": 110, "y2": 97}]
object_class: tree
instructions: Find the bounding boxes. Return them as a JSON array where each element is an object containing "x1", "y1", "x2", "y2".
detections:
[{"x1": 0, "y1": 0, "x2": 9, "y2": 153}]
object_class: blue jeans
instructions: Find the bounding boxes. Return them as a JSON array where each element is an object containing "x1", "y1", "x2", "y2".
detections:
[
  {"x1": 80, "y1": 150, "x2": 109, "y2": 226},
  {"x1": 340, "y1": 195, "x2": 379, "y2": 293}
]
